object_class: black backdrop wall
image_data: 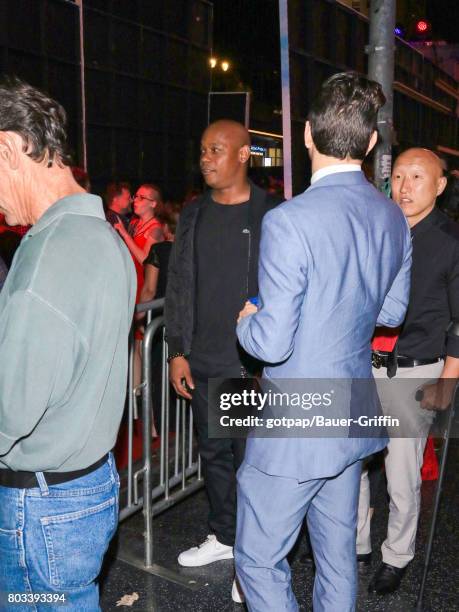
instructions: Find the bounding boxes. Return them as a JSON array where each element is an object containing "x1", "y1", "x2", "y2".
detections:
[{"x1": 0, "y1": 0, "x2": 212, "y2": 199}]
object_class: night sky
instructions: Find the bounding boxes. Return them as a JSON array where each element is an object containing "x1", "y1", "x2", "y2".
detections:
[
  {"x1": 214, "y1": 0, "x2": 459, "y2": 47},
  {"x1": 427, "y1": 0, "x2": 459, "y2": 43}
]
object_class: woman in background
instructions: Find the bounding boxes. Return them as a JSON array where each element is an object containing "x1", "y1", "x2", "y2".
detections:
[
  {"x1": 139, "y1": 202, "x2": 180, "y2": 303},
  {"x1": 137, "y1": 202, "x2": 181, "y2": 434},
  {"x1": 115, "y1": 183, "x2": 165, "y2": 397}
]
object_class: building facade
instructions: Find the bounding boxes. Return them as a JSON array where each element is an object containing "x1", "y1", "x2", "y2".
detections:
[
  {"x1": 0, "y1": 0, "x2": 212, "y2": 197},
  {"x1": 1, "y1": 0, "x2": 457, "y2": 198},
  {"x1": 287, "y1": 0, "x2": 459, "y2": 193}
]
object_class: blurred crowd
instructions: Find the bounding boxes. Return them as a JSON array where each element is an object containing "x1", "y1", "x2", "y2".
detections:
[
  {"x1": 1, "y1": 163, "x2": 456, "y2": 297},
  {"x1": 0, "y1": 167, "x2": 286, "y2": 296},
  {"x1": 0, "y1": 170, "x2": 183, "y2": 295}
]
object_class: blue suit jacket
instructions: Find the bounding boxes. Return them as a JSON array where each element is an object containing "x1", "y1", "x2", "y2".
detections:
[{"x1": 237, "y1": 171, "x2": 412, "y2": 480}]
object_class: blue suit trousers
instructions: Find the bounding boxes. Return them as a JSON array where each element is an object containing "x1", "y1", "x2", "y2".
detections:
[{"x1": 235, "y1": 459, "x2": 362, "y2": 611}]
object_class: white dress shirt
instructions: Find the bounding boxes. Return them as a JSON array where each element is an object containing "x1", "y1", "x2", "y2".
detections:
[{"x1": 311, "y1": 164, "x2": 362, "y2": 185}]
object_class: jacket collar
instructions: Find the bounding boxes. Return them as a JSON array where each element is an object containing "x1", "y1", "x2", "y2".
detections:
[
  {"x1": 26, "y1": 194, "x2": 105, "y2": 239},
  {"x1": 410, "y1": 206, "x2": 441, "y2": 238},
  {"x1": 307, "y1": 170, "x2": 368, "y2": 192},
  {"x1": 249, "y1": 180, "x2": 270, "y2": 208},
  {"x1": 199, "y1": 180, "x2": 270, "y2": 229},
  {"x1": 311, "y1": 164, "x2": 361, "y2": 184}
]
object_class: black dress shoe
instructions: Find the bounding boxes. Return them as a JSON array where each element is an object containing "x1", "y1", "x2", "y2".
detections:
[
  {"x1": 368, "y1": 562, "x2": 406, "y2": 594},
  {"x1": 357, "y1": 552, "x2": 372, "y2": 575}
]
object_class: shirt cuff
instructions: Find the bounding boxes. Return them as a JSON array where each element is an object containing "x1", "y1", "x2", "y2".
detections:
[
  {"x1": 166, "y1": 335, "x2": 185, "y2": 356},
  {"x1": 446, "y1": 333, "x2": 459, "y2": 359},
  {"x1": 236, "y1": 314, "x2": 254, "y2": 353}
]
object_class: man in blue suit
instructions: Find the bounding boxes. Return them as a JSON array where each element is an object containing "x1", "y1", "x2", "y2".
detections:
[{"x1": 234, "y1": 72, "x2": 412, "y2": 611}]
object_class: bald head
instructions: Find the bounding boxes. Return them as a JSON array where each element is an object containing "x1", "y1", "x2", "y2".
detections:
[
  {"x1": 200, "y1": 120, "x2": 251, "y2": 201},
  {"x1": 203, "y1": 120, "x2": 251, "y2": 149},
  {"x1": 392, "y1": 147, "x2": 447, "y2": 227},
  {"x1": 395, "y1": 148, "x2": 444, "y2": 178}
]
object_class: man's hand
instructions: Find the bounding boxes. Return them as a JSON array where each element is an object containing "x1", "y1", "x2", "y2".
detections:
[
  {"x1": 114, "y1": 216, "x2": 127, "y2": 237},
  {"x1": 169, "y1": 355, "x2": 195, "y2": 400},
  {"x1": 418, "y1": 379, "x2": 456, "y2": 411},
  {"x1": 238, "y1": 301, "x2": 258, "y2": 323}
]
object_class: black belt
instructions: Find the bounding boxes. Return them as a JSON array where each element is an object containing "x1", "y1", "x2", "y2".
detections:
[
  {"x1": 372, "y1": 352, "x2": 443, "y2": 370},
  {"x1": 0, "y1": 454, "x2": 109, "y2": 489}
]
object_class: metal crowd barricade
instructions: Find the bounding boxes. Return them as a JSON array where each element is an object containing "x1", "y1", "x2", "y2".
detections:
[
  {"x1": 115, "y1": 298, "x2": 203, "y2": 586},
  {"x1": 416, "y1": 382, "x2": 458, "y2": 611}
]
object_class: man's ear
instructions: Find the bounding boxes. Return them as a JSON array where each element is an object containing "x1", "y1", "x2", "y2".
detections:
[
  {"x1": 0, "y1": 132, "x2": 20, "y2": 170},
  {"x1": 239, "y1": 144, "x2": 251, "y2": 163},
  {"x1": 366, "y1": 130, "x2": 378, "y2": 156},
  {"x1": 437, "y1": 175, "x2": 448, "y2": 197},
  {"x1": 304, "y1": 121, "x2": 313, "y2": 150}
]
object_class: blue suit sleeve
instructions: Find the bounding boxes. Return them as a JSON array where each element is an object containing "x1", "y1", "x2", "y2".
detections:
[
  {"x1": 237, "y1": 208, "x2": 308, "y2": 363},
  {"x1": 376, "y1": 230, "x2": 412, "y2": 327}
]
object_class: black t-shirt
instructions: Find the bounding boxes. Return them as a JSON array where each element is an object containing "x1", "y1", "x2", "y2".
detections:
[
  {"x1": 398, "y1": 207, "x2": 459, "y2": 359},
  {"x1": 191, "y1": 199, "x2": 250, "y2": 368},
  {"x1": 144, "y1": 241, "x2": 173, "y2": 299}
]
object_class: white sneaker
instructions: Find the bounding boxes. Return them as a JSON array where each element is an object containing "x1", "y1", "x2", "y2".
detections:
[
  {"x1": 177, "y1": 535, "x2": 234, "y2": 567},
  {"x1": 231, "y1": 577, "x2": 245, "y2": 604}
]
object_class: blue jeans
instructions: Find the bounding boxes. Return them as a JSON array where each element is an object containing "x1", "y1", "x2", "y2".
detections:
[{"x1": 0, "y1": 454, "x2": 119, "y2": 611}]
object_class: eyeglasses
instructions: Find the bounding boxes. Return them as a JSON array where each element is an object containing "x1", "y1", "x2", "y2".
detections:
[{"x1": 133, "y1": 194, "x2": 155, "y2": 202}]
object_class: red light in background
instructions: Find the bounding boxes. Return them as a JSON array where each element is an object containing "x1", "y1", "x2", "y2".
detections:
[{"x1": 416, "y1": 20, "x2": 430, "y2": 34}]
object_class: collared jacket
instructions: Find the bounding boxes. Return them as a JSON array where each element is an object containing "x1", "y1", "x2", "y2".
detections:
[
  {"x1": 165, "y1": 182, "x2": 280, "y2": 356},
  {"x1": 237, "y1": 171, "x2": 412, "y2": 480}
]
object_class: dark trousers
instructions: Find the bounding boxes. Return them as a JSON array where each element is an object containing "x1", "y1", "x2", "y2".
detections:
[{"x1": 190, "y1": 366, "x2": 246, "y2": 547}]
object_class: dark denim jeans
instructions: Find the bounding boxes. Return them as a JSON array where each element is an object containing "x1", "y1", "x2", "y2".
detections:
[{"x1": 0, "y1": 454, "x2": 119, "y2": 611}]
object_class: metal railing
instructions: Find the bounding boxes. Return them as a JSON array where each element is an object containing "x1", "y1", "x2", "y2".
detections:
[{"x1": 115, "y1": 298, "x2": 204, "y2": 585}]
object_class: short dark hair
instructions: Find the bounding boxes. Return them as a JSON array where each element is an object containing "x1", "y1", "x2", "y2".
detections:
[
  {"x1": 308, "y1": 72, "x2": 386, "y2": 160},
  {"x1": 140, "y1": 183, "x2": 163, "y2": 203},
  {"x1": 105, "y1": 181, "x2": 131, "y2": 207},
  {"x1": 139, "y1": 183, "x2": 164, "y2": 217},
  {"x1": 0, "y1": 76, "x2": 71, "y2": 166},
  {"x1": 158, "y1": 201, "x2": 182, "y2": 234}
]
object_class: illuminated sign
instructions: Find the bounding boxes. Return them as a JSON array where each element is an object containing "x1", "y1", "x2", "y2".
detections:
[{"x1": 250, "y1": 145, "x2": 266, "y2": 157}]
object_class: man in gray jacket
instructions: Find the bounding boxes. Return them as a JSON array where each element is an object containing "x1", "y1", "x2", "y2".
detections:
[{"x1": 0, "y1": 78, "x2": 136, "y2": 610}]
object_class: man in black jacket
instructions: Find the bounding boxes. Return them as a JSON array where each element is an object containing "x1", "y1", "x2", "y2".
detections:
[
  {"x1": 165, "y1": 120, "x2": 279, "y2": 587},
  {"x1": 357, "y1": 148, "x2": 459, "y2": 595}
]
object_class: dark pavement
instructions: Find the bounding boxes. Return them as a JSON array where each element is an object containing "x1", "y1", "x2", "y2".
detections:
[{"x1": 100, "y1": 441, "x2": 459, "y2": 612}]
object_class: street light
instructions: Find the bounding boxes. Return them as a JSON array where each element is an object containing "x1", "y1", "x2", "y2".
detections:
[{"x1": 209, "y1": 57, "x2": 231, "y2": 72}]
